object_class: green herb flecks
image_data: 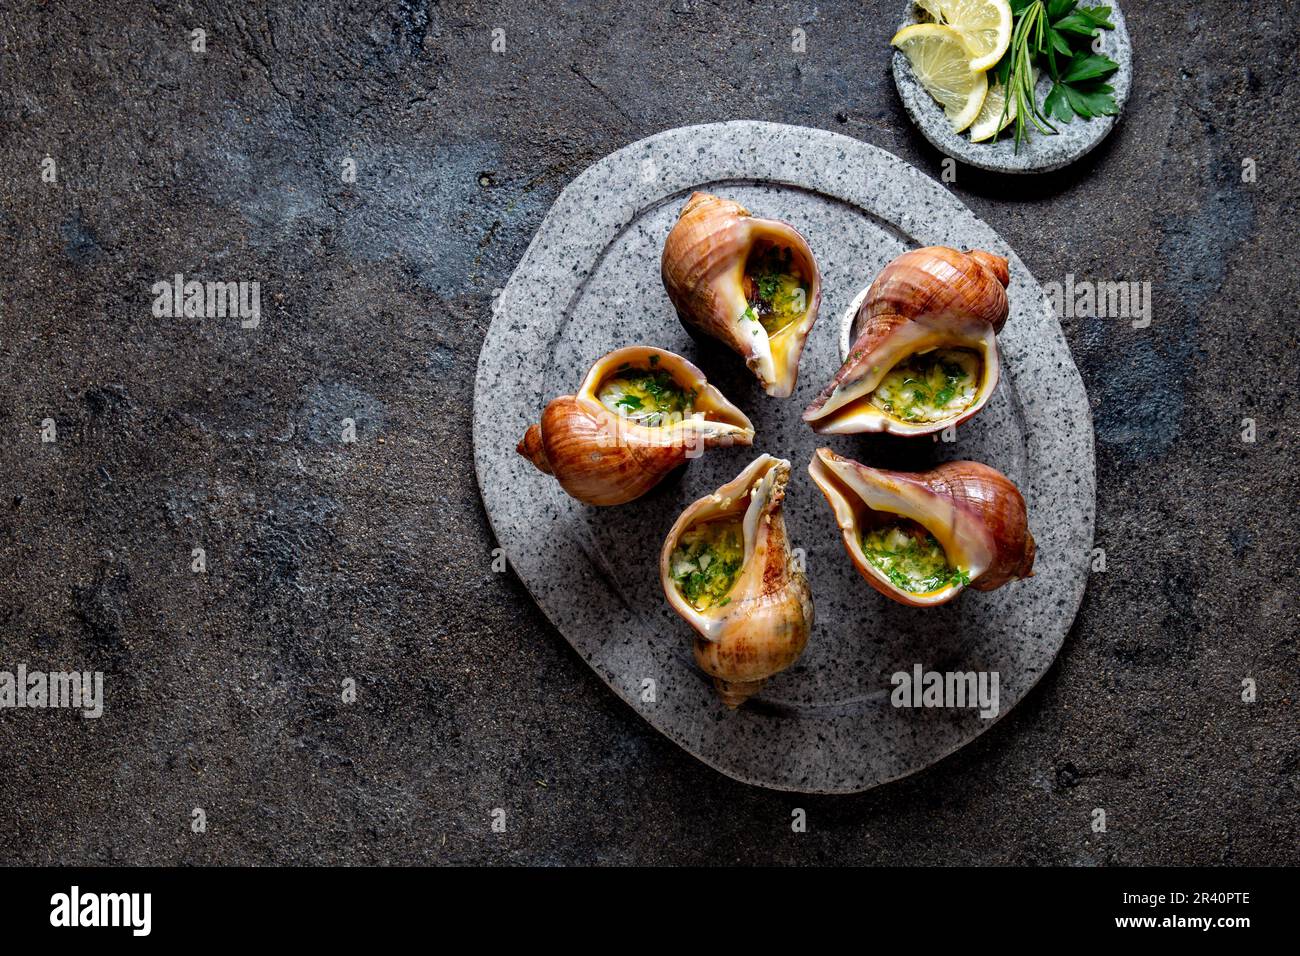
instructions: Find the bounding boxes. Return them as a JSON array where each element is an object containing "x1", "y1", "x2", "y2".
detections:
[
  {"x1": 861, "y1": 522, "x2": 967, "y2": 594},
  {"x1": 743, "y1": 243, "x2": 809, "y2": 336},
  {"x1": 870, "y1": 348, "x2": 980, "y2": 423},
  {"x1": 598, "y1": 369, "x2": 696, "y2": 426},
  {"x1": 671, "y1": 519, "x2": 746, "y2": 611}
]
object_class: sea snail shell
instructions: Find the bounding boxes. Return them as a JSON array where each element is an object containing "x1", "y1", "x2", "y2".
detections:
[
  {"x1": 660, "y1": 454, "x2": 814, "y2": 708},
  {"x1": 803, "y1": 246, "x2": 1009, "y2": 435},
  {"x1": 661, "y1": 192, "x2": 822, "y2": 399},
  {"x1": 808, "y1": 448, "x2": 1035, "y2": 608},
  {"x1": 518, "y1": 345, "x2": 755, "y2": 506}
]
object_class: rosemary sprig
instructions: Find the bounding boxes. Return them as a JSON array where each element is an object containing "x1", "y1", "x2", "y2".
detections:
[
  {"x1": 993, "y1": 0, "x2": 1119, "y2": 150},
  {"x1": 999, "y1": 1, "x2": 1056, "y2": 150}
]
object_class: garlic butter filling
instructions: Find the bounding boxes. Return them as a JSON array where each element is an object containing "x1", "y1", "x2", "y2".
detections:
[
  {"x1": 741, "y1": 241, "x2": 809, "y2": 337},
  {"x1": 869, "y1": 347, "x2": 981, "y2": 423},
  {"x1": 597, "y1": 361, "x2": 697, "y2": 426},
  {"x1": 860, "y1": 519, "x2": 970, "y2": 594},
  {"x1": 669, "y1": 517, "x2": 745, "y2": 611}
]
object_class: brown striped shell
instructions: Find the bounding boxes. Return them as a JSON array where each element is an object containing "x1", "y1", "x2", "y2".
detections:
[
  {"x1": 808, "y1": 448, "x2": 1035, "y2": 608},
  {"x1": 518, "y1": 346, "x2": 754, "y2": 506},
  {"x1": 661, "y1": 192, "x2": 822, "y2": 399},
  {"x1": 660, "y1": 455, "x2": 814, "y2": 707},
  {"x1": 803, "y1": 246, "x2": 1009, "y2": 435}
]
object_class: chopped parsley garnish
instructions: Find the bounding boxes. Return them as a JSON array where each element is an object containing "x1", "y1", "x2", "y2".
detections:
[
  {"x1": 870, "y1": 348, "x2": 980, "y2": 423},
  {"x1": 597, "y1": 368, "x2": 695, "y2": 425},
  {"x1": 756, "y1": 272, "x2": 782, "y2": 303},
  {"x1": 742, "y1": 242, "x2": 809, "y2": 335},
  {"x1": 671, "y1": 519, "x2": 745, "y2": 611},
  {"x1": 861, "y1": 522, "x2": 967, "y2": 593}
]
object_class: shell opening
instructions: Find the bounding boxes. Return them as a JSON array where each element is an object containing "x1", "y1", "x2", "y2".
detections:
[
  {"x1": 868, "y1": 347, "x2": 983, "y2": 425},
  {"x1": 741, "y1": 239, "x2": 811, "y2": 339},
  {"x1": 808, "y1": 327, "x2": 998, "y2": 435},
  {"x1": 663, "y1": 455, "x2": 784, "y2": 622},
  {"x1": 858, "y1": 516, "x2": 969, "y2": 596},
  {"x1": 667, "y1": 515, "x2": 745, "y2": 611},
  {"x1": 809, "y1": 450, "x2": 970, "y2": 602},
  {"x1": 667, "y1": 461, "x2": 780, "y2": 612},
  {"x1": 595, "y1": 360, "x2": 700, "y2": 428},
  {"x1": 579, "y1": 347, "x2": 755, "y2": 438}
]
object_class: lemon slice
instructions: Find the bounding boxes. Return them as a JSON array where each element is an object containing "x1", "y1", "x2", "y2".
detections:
[
  {"x1": 967, "y1": 82, "x2": 1014, "y2": 142},
  {"x1": 920, "y1": 0, "x2": 1013, "y2": 72},
  {"x1": 891, "y1": 23, "x2": 988, "y2": 133}
]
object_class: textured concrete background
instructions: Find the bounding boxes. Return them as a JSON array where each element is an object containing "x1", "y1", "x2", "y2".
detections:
[{"x1": 0, "y1": 0, "x2": 1296, "y2": 865}]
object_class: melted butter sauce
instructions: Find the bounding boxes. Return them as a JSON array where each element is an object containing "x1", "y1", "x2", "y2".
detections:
[
  {"x1": 742, "y1": 242, "x2": 809, "y2": 337},
  {"x1": 670, "y1": 517, "x2": 745, "y2": 611},
  {"x1": 860, "y1": 519, "x2": 969, "y2": 594},
  {"x1": 597, "y1": 363, "x2": 696, "y2": 426},
  {"x1": 870, "y1": 347, "x2": 981, "y2": 423}
]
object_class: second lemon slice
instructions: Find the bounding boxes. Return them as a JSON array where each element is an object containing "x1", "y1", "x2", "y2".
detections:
[
  {"x1": 891, "y1": 23, "x2": 988, "y2": 133},
  {"x1": 924, "y1": 0, "x2": 1014, "y2": 72},
  {"x1": 967, "y1": 82, "x2": 1014, "y2": 142}
]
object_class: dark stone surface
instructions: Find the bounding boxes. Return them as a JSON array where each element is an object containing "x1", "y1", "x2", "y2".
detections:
[{"x1": 0, "y1": 0, "x2": 1295, "y2": 864}]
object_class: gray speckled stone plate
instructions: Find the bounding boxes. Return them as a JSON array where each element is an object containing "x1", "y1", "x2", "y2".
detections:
[
  {"x1": 473, "y1": 121, "x2": 1094, "y2": 793},
  {"x1": 893, "y1": 0, "x2": 1131, "y2": 173}
]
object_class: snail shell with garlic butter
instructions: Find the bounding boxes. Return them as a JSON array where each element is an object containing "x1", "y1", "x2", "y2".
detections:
[
  {"x1": 808, "y1": 448, "x2": 1035, "y2": 608},
  {"x1": 518, "y1": 346, "x2": 755, "y2": 506},
  {"x1": 661, "y1": 192, "x2": 822, "y2": 399},
  {"x1": 660, "y1": 454, "x2": 814, "y2": 708},
  {"x1": 803, "y1": 246, "x2": 1009, "y2": 435}
]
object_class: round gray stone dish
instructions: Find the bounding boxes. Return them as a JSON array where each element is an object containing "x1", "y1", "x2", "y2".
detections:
[
  {"x1": 892, "y1": 0, "x2": 1131, "y2": 174},
  {"x1": 473, "y1": 121, "x2": 1095, "y2": 793}
]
